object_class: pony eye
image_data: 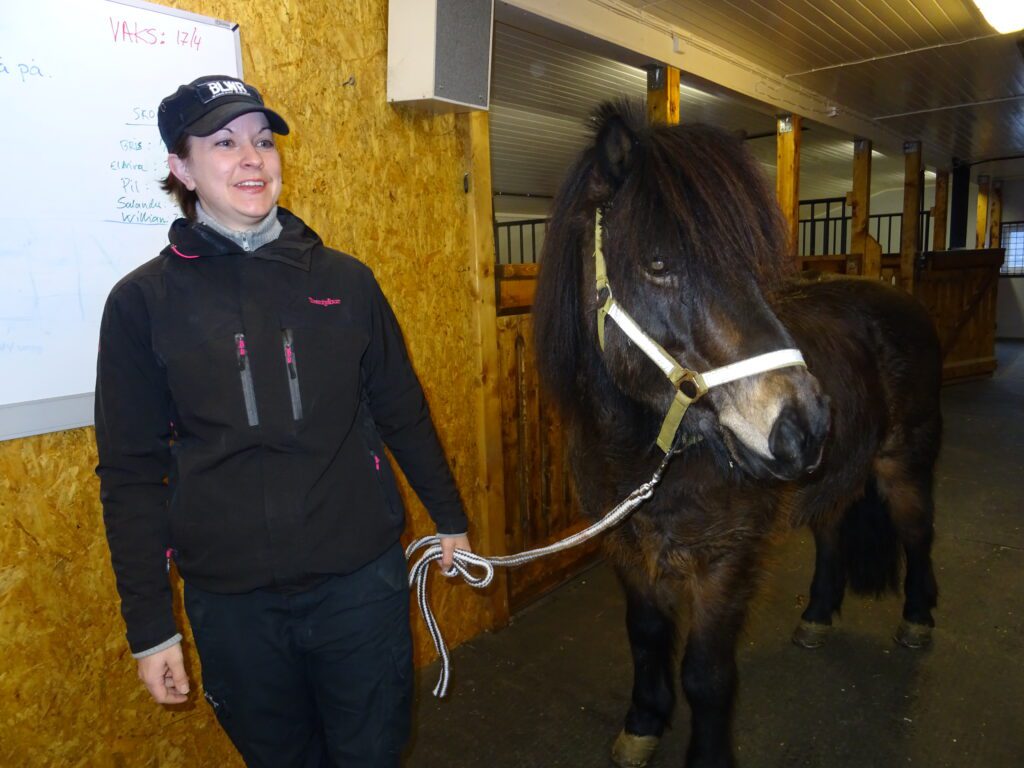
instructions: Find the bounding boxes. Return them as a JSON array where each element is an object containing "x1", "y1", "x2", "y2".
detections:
[{"x1": 650, "y1": 259, "x2": 666, "y2": 272}]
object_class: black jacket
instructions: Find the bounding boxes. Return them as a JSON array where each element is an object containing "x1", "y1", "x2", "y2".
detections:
[{"x1": 96, "y1": 209, "x2": 467, "y2": 653}]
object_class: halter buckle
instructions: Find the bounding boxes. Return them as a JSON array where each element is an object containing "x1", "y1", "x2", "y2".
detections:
[{"x1": 672, "y1": 369, "x2": 708, "y2": 402}]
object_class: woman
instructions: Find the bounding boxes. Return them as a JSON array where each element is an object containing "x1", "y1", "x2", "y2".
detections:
[{"x1": 95, "y1": 75, "x2": 471, "y2": 767}]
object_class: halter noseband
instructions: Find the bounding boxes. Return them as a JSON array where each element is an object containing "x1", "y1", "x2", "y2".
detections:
[{"x1": 593, "y1": 209, "x2": 807, "y2": 453}]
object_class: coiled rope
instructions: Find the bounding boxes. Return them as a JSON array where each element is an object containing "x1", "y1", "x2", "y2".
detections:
[{"x1": 406, "y1": 446, "x2": 679, "y2": 697}]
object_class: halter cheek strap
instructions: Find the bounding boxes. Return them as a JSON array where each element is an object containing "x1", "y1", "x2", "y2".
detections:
[{"x1": 593, "y1": 209, "x2": 807, "y2": 453}]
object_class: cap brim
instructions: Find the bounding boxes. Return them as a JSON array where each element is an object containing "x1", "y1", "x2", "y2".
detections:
[{"x1": 185, "y1": 101, "x2": 290, "y2": 138}]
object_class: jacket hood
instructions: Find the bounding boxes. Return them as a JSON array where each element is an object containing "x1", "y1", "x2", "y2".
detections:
[{"x1": 163, "y1": 207, "x2": 321, "y2": 270}]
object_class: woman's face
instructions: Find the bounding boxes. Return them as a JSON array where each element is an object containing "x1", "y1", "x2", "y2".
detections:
[{"x1": 168, "y1": 111, "x2": 282, "y2": 231}]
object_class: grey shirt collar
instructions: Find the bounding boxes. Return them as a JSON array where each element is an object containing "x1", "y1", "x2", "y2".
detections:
[{"x1": 195, "y1": 202, "x2": 283, "y2": 252}]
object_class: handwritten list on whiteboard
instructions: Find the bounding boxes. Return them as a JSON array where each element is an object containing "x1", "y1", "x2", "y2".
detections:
[{"x1": 0, "y1": 0, "x2": 241, "y2": 440}]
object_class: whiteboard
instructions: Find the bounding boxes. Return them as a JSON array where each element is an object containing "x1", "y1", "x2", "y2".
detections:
[{"x1": 0, "y1": 0, "x2": 241, "y2": 441}]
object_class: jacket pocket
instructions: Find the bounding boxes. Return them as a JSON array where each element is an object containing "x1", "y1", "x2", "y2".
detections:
[
  {"x1": 234, "y1": 333, "x2": 259, "y2": 427},
  {"x1": 281, "y1": 328, "x2": 303, "y2": 421}
]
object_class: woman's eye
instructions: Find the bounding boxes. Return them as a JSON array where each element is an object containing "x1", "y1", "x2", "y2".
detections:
[
  {"x1": 650, "y1": 259, "x2": 665, "y2": 272},
  {"x1": 257, "y1": 139, "x2": 275, "y2": 149},
  {"x1": 216, "y1": 139, "x2": 233, "y2": 148}
]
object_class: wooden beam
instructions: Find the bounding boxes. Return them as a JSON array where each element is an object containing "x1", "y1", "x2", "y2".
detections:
[
  {"x1": 932, "y1": 170, "x2": 949, "y2": 251},
  {"x1": 645, "y1": 65, "x2": 680, "y2": 125},
  {"x1": 776, "y1": 114, "x2": 801, "y2": 261},
  {"x1": 899, "y1": 141, "x2": 922, "y2": 293},
  {"x1": 988, "y1": 181, "x2": 1002, "y2": 251},
  {"x1": 975, "y1": 175, "x2": 990, "y2": 248},
  {"x1": 850, "y1": 138, "x2": 875, "y2": 277},
  {"x1": 459, "y1": 109, "x2": 510, "y2": 629}
]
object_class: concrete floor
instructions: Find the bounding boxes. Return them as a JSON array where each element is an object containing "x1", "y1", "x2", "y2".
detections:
[{"x1": 406, "y1": 342, "x2": 1024, "y2": 768}]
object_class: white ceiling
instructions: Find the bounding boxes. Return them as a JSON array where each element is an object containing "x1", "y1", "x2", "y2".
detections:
[{"x1": 489, "y1": 0, "x2": 1024, "y2": 206}]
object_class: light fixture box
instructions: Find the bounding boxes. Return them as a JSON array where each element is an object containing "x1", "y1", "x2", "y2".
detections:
[{"x1": 387, "y1": 0, "x2": 494, "y2": 112}]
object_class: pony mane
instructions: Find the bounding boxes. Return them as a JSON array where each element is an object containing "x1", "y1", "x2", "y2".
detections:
[{"x1": 533, "y1": 100, "x2": 791, "y2": 416}]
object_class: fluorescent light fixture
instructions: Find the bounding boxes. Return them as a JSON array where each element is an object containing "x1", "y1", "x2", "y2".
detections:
[{"x1": 973, "y1": 0, "x2": 1024, "y2": 33}]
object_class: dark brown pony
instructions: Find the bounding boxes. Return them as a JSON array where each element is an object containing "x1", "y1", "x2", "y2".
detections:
[{"x1": 532, "y1": 102, "x2": 942, "y2": 768}]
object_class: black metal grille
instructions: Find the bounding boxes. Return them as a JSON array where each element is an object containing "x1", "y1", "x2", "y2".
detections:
[
  {"x1": 798, "y1": 197, "x2": 932, "y2": 257},
  {"x1": 1000, "y1": 221, "x2": 1024, "y2": 276},
  {"x1": 494, "y1": 218, "x2": 548, "y2": 265}
]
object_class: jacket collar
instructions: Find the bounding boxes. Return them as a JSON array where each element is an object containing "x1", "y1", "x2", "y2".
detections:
[{"x1": 164, "y1": 207, "x2": 319, "y2": 271}]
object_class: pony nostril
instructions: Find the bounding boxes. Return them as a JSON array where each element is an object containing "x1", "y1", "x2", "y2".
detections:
[{"x1": 768, "y1": 404, "x2": 819, "y2": 473}]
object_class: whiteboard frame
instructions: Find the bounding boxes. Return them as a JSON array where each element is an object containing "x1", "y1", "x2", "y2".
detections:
[{"x1": 0, "y1": 0, "x2": 241, "y2": 443}]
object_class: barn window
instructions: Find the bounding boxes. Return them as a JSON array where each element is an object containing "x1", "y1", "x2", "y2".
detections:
[{"x1": 1000, "y1": 222, "x2": 1024, "y2": 276}]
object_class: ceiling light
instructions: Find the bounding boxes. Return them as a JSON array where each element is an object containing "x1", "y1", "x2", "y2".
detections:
[{"x1": 972, "y1": 0, "x2": 1024, "y2": 33}]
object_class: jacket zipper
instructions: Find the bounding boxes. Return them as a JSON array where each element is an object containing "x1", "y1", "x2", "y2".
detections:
[
  {"x1": 234, "y1": 333, "x2": 260, "y2": 427},
  {"x1": 281, "y1": 329, "x2": 303, "y2": 420}
]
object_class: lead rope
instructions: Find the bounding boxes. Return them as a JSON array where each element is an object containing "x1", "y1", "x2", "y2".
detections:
[{"x1": 406, "y1": 444, "x2": 680, "y2": 697}]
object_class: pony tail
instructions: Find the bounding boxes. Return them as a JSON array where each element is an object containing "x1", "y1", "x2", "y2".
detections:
[{"x1": 839, "y1": 476, "x2": 902, "y2": 596}]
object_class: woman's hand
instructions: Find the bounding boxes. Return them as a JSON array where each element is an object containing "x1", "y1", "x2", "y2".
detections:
[
  {"x1": 438, "y1": 533, "x2": 471, "y2": 574},
  {"x1": 137, "y1": 644, "x2": 190, "y2": 704}
]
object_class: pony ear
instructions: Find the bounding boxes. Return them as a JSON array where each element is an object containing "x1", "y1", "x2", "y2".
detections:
[{"x1": 592, "y1": 101, "x2": 642, "y2": 193}]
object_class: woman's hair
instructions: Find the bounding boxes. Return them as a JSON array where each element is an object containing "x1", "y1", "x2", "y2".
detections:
[{"x1": 161, "y1": 135, "x2": 198, "y2": 221}]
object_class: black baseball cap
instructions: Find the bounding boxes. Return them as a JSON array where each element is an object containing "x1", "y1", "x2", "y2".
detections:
[{"x1": 158, "y1": 75, "x2": 289, "y2": 150}]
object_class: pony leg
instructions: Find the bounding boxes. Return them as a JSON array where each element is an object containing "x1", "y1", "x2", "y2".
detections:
[
  {"x1": 793, "y1": 520, "x2": 846, "y2": 648},
  {"x1": 611, "y1": 584, "x2": 677, "y2": 768},
  {"x1": 680, "y1": 556, "x2": 757, "y2": 768},
  {"x1": 877, "y1": 460, "x2": 939, "y2": 647}
]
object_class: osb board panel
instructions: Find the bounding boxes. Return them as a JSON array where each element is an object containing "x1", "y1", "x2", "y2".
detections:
[
  {"x1": 0, "y1": 0, "x2": 496, "y2": 764},
  {"x1": 0, "y1": 431, "x2": 235, "y2": 767}
]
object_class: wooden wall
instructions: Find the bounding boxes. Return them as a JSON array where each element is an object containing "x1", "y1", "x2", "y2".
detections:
[
  {"x1": 0, "y1": 0, "x2": 499, "y2": 764},
  {"x1": 916, "y1": 249, "x2": 1003, "y2": 380}
]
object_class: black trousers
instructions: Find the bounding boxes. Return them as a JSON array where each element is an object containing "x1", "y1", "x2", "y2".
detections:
[{"x1": 184, "y1": 543, "x2": 413, "y2": 768}]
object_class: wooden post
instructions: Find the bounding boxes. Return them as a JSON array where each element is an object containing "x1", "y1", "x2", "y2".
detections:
[
  {"x1": 776, "y1": 114, "x2": 801, "y2": 261},
  {"x1": 976, "y1": 175, "x2": 990, "y2": 248},
  {"x1": 459, "y1": 109, "x2": 510, "y2": 629},
  {"x1": 932, "y1": 170, "x2": 949, "y2": 251},
  {"x1": 850, "y1": 138, "x2": 876, "y2": 278},
  {"x1": 989, "y1": 181, "x2": 1002, "y2": 250},
  {"x1": 646, "y1": 65, "x2": 680, "y2": 125},
  {"x1": 899, "y1": 141, "x2": 922, "y2": 293}
]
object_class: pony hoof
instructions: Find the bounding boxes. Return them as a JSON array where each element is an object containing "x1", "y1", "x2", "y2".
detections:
[
  {"x1": 611, "y1": 730, "x2": 660, "y2": 767},
  {"x1": 894, "y1": 620, "x2": 932, "y2": 649},
  {"x1": 792, "y1": 620, "x2": 831, "y2": 649}
]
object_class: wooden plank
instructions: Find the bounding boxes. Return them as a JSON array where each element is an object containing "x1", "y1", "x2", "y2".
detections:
[
  {"x1": 507, "y1": 521, "x2": 601, "y2": 611},
  {"x1": 776, "y1": 114, "x2": 801, "y2": 262},
  {"x1": 497, "y1": 263, "x2": 541, "y2": 280},
  {"x1": 976, "y1": 175, "x2": 990, "y2": 248},
  {"x1": 899, "y1": 141, "x2": 922, "y2": 293},
  {"x1": 932, "y1": 170, "x2": 949, "y2": 251},
  {"x1": 495, "y1": 311, "x2": 595, "y2": 611},
  {"x1": 864, "y1": 235, "x2": 882, "y2": 280},
  {"x1": 924, "y1": 248, "x2": 1003, "y2": 270},
  {"x1": 989, "y1": 182, "x2": 1002, "y2": 250},
  {"x1": 522, "y1": 326, "x2": 544, "y2": 545},
  {"x1": 646, "y1": 65, "x2": 680, "y2": 125},
  {"x1": 850, "y1": 138, "x2": 873, "y2": 275},
  {"x1": 914, "y1": 251, "x2": 1000, "y2": 382},
  {"x1": 497, "y1": 316, "x2": 526, "y2": 556},
  {"x1": 460, "y1": 109, "x2": 510, "y2": 628},
  {"x1": 498, "y1": 277, "x2": 538, "y2": 312}
]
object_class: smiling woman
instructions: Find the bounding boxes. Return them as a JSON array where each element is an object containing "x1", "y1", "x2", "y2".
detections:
[
  {"x1": 166, "y1": 112, "x2": 283, "y2": 231},
  {"x1": 94, "y1": 74, "x2": 473, "y2": 768}
]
